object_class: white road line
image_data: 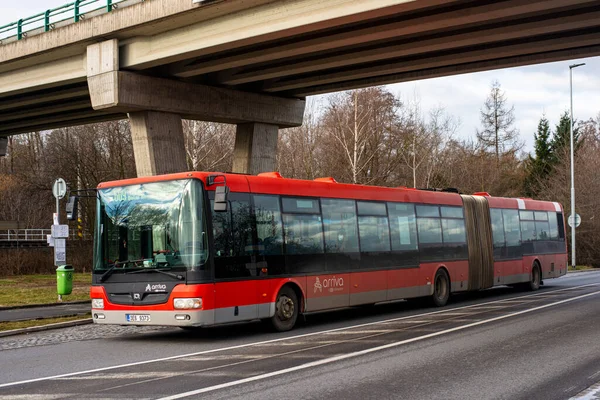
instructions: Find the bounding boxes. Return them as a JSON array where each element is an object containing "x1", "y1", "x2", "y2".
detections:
[
  {"x1": 0, "y1": 283, "x2": 596, "y2": 389},
  {"x1": 588, "y1": 371, "x2": 600, "y2": 380},
  {"x1": 571, "y1": 381, "x2": 600, "y2": 400},
  {"x1": 158, "y1": 290, "x2": 600, "y2": 400}
]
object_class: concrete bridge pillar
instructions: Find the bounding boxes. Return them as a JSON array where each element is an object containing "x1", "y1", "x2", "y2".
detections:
[
  {"x1": 129, "y1": 111, "x2": 187, "y2": 177},
  {"x1": 232, "y1": 123, "x2": 279, "y2": 174}
]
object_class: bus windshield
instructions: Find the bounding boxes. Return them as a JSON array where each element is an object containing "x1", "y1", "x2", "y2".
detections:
[{"x1": 94, "y1": 179, "x2": 208, "y2": 271}]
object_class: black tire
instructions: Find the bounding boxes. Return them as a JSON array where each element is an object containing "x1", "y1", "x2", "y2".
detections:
[
  {"x1": 528, "y1": 263, "x2": 541, "y2": 291},
  {"x1": 271, "y1": 286, "x2": 299, "y2": 332},
  {"x1": 431, "y1": 269, "x2": 450, "y2": 307}
]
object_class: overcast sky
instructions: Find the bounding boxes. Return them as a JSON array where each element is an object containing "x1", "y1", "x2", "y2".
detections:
[{"x1": 3, "y1": 0, "x2": 599, "y2": 152}]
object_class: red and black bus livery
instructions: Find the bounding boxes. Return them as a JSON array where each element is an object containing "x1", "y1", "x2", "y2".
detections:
[{"x1": 90, "y1": 171, "x2": 567, "y2": 331}]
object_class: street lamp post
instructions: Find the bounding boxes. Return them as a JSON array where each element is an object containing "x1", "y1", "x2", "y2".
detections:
[{"x1": 569, "y1": 62, "x2": 585, "y2": 272}]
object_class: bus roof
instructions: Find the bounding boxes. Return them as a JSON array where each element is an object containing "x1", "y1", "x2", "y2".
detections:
[{"x1": 97, "y1": 171, "x2": 562, "y2": 212}]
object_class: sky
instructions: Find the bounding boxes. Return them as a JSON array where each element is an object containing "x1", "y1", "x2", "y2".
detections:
[{"x1": 3, "y1": 0, "x2": 600, "y2": 153}]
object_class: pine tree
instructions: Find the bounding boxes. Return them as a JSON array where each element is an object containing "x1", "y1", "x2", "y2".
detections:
[
  {"x1": 550, "y1": 111, "x2": 581, "y2": 162},
  {"x1": 524, "y1": 115, "x2": 552, "y2": 197},
  {"x1": 476, "y1": 80, "x2": 519, "y2": 162}
]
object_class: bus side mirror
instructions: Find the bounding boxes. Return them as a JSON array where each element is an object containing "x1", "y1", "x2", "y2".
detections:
[
  {"x1": 66, "y1": 196, "x2": 79, "y2": 221},
  {"x1": 214, "y1": 186, "x2": 229, "y2": 212}
]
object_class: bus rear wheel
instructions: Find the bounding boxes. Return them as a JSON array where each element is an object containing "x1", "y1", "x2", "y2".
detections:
[
  {"x1": 432, "y1": 269, "x2": 450, "y2": 307},
  {"x1": 271, "y1": 286, "x2": 299, "y2": 332},
  {"x1": 528, "y1": 263, "x2": 541, "y2": 291}
]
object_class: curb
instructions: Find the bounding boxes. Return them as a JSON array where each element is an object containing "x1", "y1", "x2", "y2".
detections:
[
  {"x1": 0, "y1": 318, "x2": 93, "y2": 338},
  {"x1": 0, "y1": 300, "x2": 89, "y2": 311},
  {"x1": 566, "y1": 269, "x2": 599, "y2": 274}
]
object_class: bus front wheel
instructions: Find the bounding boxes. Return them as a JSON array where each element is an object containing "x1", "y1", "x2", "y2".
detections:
[
  {"x1": 432, "y1": 269, "x2": 450, "y2": 307},
  {"x1": 271, "y1": 286, "x2": 299, "y2": 332}
]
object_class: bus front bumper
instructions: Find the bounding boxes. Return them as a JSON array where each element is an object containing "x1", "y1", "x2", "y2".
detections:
[{"x1": 92, "y1": 309, "x2": 214, "y2": 327}]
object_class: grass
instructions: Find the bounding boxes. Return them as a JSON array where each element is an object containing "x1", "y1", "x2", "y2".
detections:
[
  {"x1": 568, "y1": 265, "x2": 596, "y2": 271},
  {"x1": 0, "y1": 273, "x2": 91, "y2": 307},
  {"x1": 0, "y1": 314, "x2": 91, "y2": 332}
]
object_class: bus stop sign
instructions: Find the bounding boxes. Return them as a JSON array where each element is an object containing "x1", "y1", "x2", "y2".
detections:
[
  {"x1": 52, "y1": 178, "x2": 67, "y2": 199},
  {"x1": 568, "y1": 214, "x2": 581, "y2": 228}
]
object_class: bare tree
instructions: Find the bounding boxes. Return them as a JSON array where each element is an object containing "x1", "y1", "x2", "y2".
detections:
[
  {"x1": 476, "y1": 81, "x2": 520, "y2": 161},
  {"x1": 182, "y1": 120, "x2": 234, "y2": 172},
  {"x1": 321, "y1": 87, "x2": 401, "y2": 185},
  {"x1": 278, "y1": 99, "x2": 325, "y2": 179}
]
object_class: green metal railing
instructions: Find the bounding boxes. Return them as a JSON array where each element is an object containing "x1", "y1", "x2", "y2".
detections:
[{"x1": 0, "y1": 0, "x2": 129, "y2": 43}]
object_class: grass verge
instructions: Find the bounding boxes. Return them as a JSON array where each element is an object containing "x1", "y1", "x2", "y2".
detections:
[
  {"x1": 568, "y1": 265, "x2": 597, "y2": 271},
  {"x1": 0, "y1": 313, "x2": 91, "y2": 332},
  {"x1": 0, "y1": 273, "x2": 91, "y2": 307}
]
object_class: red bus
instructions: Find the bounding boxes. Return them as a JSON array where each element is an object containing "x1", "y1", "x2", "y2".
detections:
[{"x1": 90, "y1": 171, "x2": 567, "y2": 331}]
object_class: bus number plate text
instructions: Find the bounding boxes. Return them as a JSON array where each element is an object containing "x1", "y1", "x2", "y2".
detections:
[{"x1": 126, "y1": 314, "x2": 151, "y2": 322}]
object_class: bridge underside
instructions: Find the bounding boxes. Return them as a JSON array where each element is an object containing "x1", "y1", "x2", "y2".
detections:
[{"x1": 1, "y1": 0, "x2": 600, "y2": 174}]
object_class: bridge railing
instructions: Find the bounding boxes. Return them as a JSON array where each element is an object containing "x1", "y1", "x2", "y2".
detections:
[
  {"x1": 0, "y1": 229, "x2": 85, "y2": 241},
  {"x1": 0, "y1": 0, "x2": 138, "y2": 43}
]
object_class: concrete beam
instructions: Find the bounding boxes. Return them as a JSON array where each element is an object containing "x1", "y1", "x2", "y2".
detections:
[
  {"x1": 220, "y1": 10, "x2": 600, "y2": 85},
  {"x1": 0, "y1": 85, "x2": 89, "y2": 112},
  {"x1": 0, "y1": 54, "x2": 86, "y2": 97},
  {"x1": 129, "y1": 111, "x2": 188, "y2": 177},
  {"x1": 232, "y1": 123, "x2": 279, "y2": 175},
  {"x1": 86, "y1": 40, "x2": 304, "y2": 127},
  {"x1": 266, "y1": 31, "x2": 600, "y2": 93},
  {"x1": 168, "y1": 0, "x2": 592, "y2": 78},
  {"x1": 0, "y1": 100, "x2": 92, "y2": 123},
  {"x1": 123, "y1": 0, "x2": 439, "y2": 70},
  {"x1": 290, "y1": 45, "x2": 600, "y2": 97},
  {"x1": 87, "y1": 71, "x2": 305, "y2": 127}
]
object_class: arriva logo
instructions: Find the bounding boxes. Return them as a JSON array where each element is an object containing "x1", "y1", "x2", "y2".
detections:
[
  {"x1": 314, "y1": 276, "x2": 344, "y2": 293},
  {"x1": 314, "y1": 277, "x2": 322, "y2": 293},
  {"x1": 145, "y1": 284, "x2": 167, "y2": 292}
]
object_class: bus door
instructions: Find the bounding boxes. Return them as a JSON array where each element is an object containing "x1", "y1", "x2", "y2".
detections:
[{"x1": 210, "y1": 191, "x2": 259, "y2": 324}]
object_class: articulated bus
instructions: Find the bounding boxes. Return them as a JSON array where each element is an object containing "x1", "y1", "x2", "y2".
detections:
[{"x1": 90, "y1": 171, "x2": 567, "y2": 331}]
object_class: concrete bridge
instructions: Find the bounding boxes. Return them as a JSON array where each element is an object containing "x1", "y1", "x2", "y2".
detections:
[{"x1": 1, "y1": 0, "x2": 599, "y2": 176}]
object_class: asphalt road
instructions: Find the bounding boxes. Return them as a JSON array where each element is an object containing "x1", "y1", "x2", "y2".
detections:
[{"x1": 1, "y1": 271, "x2": 600, "y2": 400}]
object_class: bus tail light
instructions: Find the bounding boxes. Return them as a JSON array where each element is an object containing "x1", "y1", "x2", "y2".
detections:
[{"x1": 174, "y1": 298, "x2": 202, "y2": 309}]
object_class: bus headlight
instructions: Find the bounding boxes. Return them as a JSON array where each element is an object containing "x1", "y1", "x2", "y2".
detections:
[
  {"x1": 92, "y1": 298, "x2": 104, "y2": 309},
  {"x1": 174, "y1": 298, "x2": 202, "y2": 310}
]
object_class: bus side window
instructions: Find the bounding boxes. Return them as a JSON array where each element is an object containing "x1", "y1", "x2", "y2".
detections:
[
  {"x1": 253, "y1": 195, "x2": 284, "y2": 255},
  {"x1": 321, "y1": 199, "x2": 359, "y2": 253},
  {"x1": 388, "y1": 202, "x2": 417, "y2": 251},
  {"x1": 502, "y1": 209, "x2": 521, "y2": 246},
  {"x1": 357, "y1": 201, "x2": 390, "y2": 252},
  {"x1": 548, "y1": 212, "x2": 559, "y2": 239},
  {"x1": 281, "y1": 197, "x2": 324, "y2": 255},
  {"x1": 556, "y1": 212, "x2": 565, "y2": 240}
]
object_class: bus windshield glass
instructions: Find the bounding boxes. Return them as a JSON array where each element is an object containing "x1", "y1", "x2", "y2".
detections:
[{"x1": 94, "y1": 179, "x2": 207, "y2": 271}]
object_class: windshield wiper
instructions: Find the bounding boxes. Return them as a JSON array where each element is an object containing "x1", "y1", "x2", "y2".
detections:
[
  {"x1": 125, "y1": 267, "x2": 185, "y2": 280},
  {"x1": 99, "y1": 259, "x2": 145, "y2": 282}
]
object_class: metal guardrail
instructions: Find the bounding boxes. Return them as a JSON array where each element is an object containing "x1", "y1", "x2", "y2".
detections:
[
  {"x1": 0, "y1": 0, "x2": 133, "y2": 43},
  {"x1": 0, "y1": 229, "x2": 84, "y2": 241}
]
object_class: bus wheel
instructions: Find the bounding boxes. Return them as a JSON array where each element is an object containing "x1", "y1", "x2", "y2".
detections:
[
  {"x1": 528, "y1": 263, "x2": 541, "y2": 291},
  {"x1": 432, "y1": 269, "x2": 450, "y2": 307},
  {"x1": 271, "y1": 286, "x2": 298, "y2": 332}
]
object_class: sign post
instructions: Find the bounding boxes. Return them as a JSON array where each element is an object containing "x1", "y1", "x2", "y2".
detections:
[{"x1": 52, "y1": 178, "x2": 67, "y2": 301}]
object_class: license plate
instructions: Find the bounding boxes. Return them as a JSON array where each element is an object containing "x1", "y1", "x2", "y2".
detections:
[{"x1": 126, "y1": 314, "x2": 151, "y2": 322}]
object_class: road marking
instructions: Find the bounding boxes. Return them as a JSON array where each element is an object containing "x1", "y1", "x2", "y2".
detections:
[
  {"x1": 0, "y1": 283, "x2": 596, "y2": 389},
  {"x1": 571, "y1": 381, "x2": 600, "y2": 400},
  {"x1": 589, "y1": 371, "x2": 600, "y2": 380},
  {"x1": 157, "y1": 289, "x2": 600, "y2": 399}
]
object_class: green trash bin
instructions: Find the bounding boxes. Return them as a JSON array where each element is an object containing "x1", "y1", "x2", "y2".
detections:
[{"x1": 56, "y1": 265, "x2": 74, "y2": 296}]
